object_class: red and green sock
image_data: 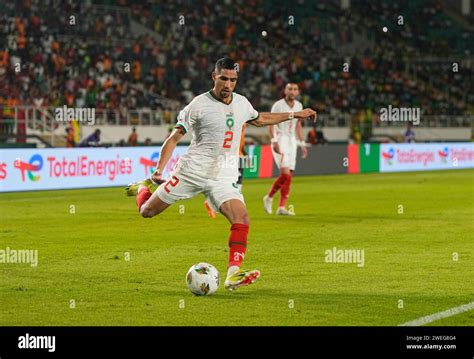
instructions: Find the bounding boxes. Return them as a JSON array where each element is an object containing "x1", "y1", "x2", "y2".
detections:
[
  {"x1": 268, "y1": 174, "x2": 286, "y2": 198},
  {"x1": 136, "y1": 187, "x2": 152, "y2": 212},
  {"x1": 227, "y1": 223, "x2": 249, "y2": 276},
  {"x1": 279, "y1": 173, "x2": 292, "y2": 208}
]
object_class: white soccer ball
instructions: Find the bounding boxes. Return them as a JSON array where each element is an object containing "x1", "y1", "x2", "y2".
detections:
[{"x1": 186, "y1": 263, "x2": 220, "y2": 296}]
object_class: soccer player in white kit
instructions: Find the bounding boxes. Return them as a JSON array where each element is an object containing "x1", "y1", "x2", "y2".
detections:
[
  {"x1": 263, "y1": 83, "x2": 308, "y2": 215},
  {"x1": 126, "y1": 58, "x2": 316, "y2": 291}
]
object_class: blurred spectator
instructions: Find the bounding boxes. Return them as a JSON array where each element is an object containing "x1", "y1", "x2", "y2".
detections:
[
  {"x1": 316, "y1": 127, "x2": 328, "y2": 145},
  {"x1": 128, "y1": 127, "x2": 138, "y2": 146},
  {"x1": 65, "y1": 127, "x2": 75, "y2": 148},
  {"x1": 307, "y1": 125, "x2": 328, "y2": 145},
  {"x1": 79, "y1": 129, "x2": 101, "y2": 147},
  {"x1": 144, "y1": 137, "x2": 152, "y2": 146},
  {"x1": 350, "y1": 127, "x2": 361, "y2": 144},
  {"x1": 405, "y1": 124, "x2": 416, "y2": 143},
  {"x1": 307, "y1": 126, "x2": 317, "y2": 146}
]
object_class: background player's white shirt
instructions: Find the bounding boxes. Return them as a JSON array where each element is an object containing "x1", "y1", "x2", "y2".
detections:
[
  {"x1": 175, "y1": 91, "x2": 258, "y2": 181},
  {"x1": 270, "y1": 98, "x2": 303, "y2": 141}
]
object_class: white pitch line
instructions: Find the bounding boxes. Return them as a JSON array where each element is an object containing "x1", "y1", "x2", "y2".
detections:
[{"x1": 399, "y1": 301, "x2": 474, "y2": 326}]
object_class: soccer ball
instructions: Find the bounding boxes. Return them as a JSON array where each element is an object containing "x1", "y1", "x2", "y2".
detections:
[{"x1": 186, "y1": 263, "x2": 220, "y2": 296}]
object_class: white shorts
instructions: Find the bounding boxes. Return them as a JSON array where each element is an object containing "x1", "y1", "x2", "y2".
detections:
[
  {"x1": 154, "y1": 170, "x2": 245, "y2": 213},
  {"x1": 272, "y1": 137, "x2": 297, "y2": 171}
]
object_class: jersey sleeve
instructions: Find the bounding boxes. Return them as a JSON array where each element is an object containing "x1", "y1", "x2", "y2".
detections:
[
  {"x1": 176, "y1": 101, "x2": 198, "y2": 133},
  {"x1": 245, "y1": 98, "x2": 259, "y2": 122}
]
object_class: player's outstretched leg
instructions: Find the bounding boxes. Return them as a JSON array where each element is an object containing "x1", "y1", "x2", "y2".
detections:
[
  {"x1": 219, "y1": 199, "x2": 260, "y2": 291},
  {"x1": 126, "y1": 178, "x2": 170, "y2": 218},
  {"x1": 125, "y1": 177, "x2": 163, "y2": 196},
  {"x1": 136, "y1": 185, "x2": 171, "y2": 218}
]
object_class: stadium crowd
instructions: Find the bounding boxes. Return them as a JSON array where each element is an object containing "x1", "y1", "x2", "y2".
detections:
[{"x1": 0, "y1": 0, "x2": 472, "y2": 139}]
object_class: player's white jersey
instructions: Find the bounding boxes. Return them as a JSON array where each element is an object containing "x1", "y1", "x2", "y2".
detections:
[
  {"x1": 175, "y1": 91, "x2": 259, "y2": 181},
  {"x1": 270, "y1": 98, "x2": 303, "y2": 140}
]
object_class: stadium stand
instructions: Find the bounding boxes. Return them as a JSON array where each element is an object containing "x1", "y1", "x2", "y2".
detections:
[{"x1": 0, "y1": 0, "x2": 472, "y2": 147}]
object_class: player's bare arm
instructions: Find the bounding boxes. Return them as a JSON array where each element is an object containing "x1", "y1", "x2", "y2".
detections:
[
  {"x1": 151, "y1": 127, "x2": 185, "y2": 183},
  {"x1": 296, "y1": 120, "x2": 308, "y2": 159},
  {"x1": 248, "y1": 108, "x2": 317, "y2": 127}
]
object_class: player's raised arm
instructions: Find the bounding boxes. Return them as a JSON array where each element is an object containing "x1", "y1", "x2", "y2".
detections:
[
  {"x1": 248, "y1": 108, "x2": 317, "y2": 127},
  {"x1": 151, "y1": 127, "x2": 185, "y2": 183}
]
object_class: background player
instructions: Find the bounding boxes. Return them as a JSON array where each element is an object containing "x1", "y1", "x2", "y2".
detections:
[
  {"x1": 263, "y1": 83, "x2": 308, "y2": 215},
  {"x1": 126, "y1": 58, "x2": 316, "y2": 291}
]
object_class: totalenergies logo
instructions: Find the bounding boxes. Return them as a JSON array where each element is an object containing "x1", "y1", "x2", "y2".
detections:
[
  {"x1": 438, "y1": 147, "x2": 449, "y2": 163},
  {"x1": 382, "y1": 148, "x2": 395, "y2": 165},
  {"x1": 14, "y1": 154, "x2": 43, "y2": 181},
  {"x1": 139, "y1": 152, "x2": 160, "y2": 175}
]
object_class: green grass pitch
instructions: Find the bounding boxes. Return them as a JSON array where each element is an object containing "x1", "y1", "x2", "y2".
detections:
[{"x1": 1, "y1": 170, "x2": 473, "y2": 326}]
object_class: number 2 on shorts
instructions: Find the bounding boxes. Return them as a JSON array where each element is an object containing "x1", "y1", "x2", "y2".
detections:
[{"x1": 164, "y1": 176, "x2": 180, "y2": 193}]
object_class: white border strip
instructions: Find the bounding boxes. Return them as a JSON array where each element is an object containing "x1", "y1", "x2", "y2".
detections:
[{"x1": 399, "y1": 301, "x2": 474, "y2": 326}]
